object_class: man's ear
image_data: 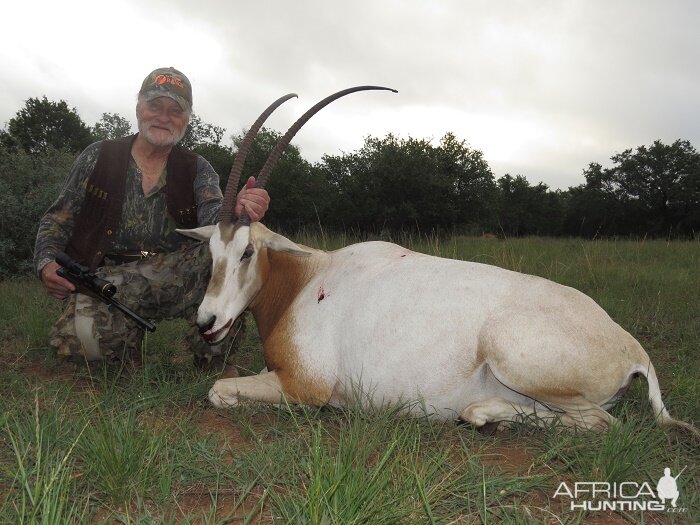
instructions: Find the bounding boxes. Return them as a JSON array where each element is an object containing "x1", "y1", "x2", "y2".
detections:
[{"x1": 176, "y1": 224, "x2": 216, "y2": 242}]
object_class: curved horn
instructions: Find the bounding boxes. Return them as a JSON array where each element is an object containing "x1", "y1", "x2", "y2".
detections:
[
  {"x1": 255, "y1": 85, "x2": 398, "y2": 190},
  {"x1": 219, "y1": 93, "x2": 298, "y2": 223}
]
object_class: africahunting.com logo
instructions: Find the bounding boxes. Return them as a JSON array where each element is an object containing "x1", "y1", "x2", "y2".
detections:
[{"x1": 553, "y1": 467, "x2": 688, "y2": 513}]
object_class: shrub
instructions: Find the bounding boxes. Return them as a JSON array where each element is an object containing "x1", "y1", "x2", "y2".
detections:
[{"x1": 0, "y1": 145, "x2": 74, "y2": 275}]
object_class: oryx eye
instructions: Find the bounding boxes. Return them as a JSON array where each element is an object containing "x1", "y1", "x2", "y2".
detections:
[{"x1": 241, "y1": 244, "x2": 254, "y2": 261}]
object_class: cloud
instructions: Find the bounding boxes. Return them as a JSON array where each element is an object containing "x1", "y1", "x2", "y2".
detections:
[{"x1": 1, "y1": 0, "x2": 698, "y2": 190}]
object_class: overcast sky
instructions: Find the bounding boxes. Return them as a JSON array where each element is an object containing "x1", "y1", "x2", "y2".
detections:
[{"x1": 1, "y1": 1, "x2": 698, "y2": 189}]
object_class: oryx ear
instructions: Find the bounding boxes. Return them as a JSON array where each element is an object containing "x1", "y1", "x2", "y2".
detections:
[
  {"x1": 176, "y1": 225, "x2": 217, "y2": 242},
  {"x1": 263, "y1": 231, "x2": 312, "y2": 257}
]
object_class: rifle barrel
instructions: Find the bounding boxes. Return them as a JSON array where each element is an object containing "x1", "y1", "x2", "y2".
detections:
[{"x1": 106, "y1": 297, "x2": 156, "y2": 332}]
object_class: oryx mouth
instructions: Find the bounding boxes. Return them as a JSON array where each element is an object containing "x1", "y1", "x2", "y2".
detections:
[{"x1": 202, "y1": 318, "x2": 233, "y2": 344}]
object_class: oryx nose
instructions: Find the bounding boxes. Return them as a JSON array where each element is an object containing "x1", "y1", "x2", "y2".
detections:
[{"x1": 198, "y1": 315, "x2": 216, "y2": 334}]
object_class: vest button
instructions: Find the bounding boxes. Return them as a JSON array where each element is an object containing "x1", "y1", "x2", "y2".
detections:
[{"x1": 107, "y1": 229, "x2": 113, "y2": 235}]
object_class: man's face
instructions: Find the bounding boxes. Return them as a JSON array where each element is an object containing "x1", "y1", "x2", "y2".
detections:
[{"x1": 136, "y1": 97, "x2": 189, "y2": 147}]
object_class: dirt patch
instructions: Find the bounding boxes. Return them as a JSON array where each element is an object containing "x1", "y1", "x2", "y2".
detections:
[
  {"x1": 195, "y1": 408, "x2": 251, "y2": 448},
  {"x1": 482, "y1": 445, "x2": 535, "y2": 474},
  {"x1": 9, "y1": 348, "x2": 106, "y2": 401},
  {"x1": 170, "y1": 484, "x2": 268, "y2": 524},
  {"x1": 19, "y1": 358, "x2": 82, "y2": 384}
]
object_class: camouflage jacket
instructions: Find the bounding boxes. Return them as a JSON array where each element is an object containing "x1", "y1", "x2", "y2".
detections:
[{"x1": 34, "y1": 141, "x2": 223, "y2": 275}]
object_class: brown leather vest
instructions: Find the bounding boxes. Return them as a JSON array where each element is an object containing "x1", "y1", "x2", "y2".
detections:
[{"x1": 66, "y1": 134, "x2": 199, "y2": 270}]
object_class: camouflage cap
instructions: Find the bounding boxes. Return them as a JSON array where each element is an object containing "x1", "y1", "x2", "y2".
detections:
[{"x1": 139, "y1": 67, "x2": 193, "y2": 111}]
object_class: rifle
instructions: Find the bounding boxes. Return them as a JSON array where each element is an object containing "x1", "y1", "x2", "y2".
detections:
[
  {"x1": 55, "y1": 252, "x2": 156, "y2": 332},
  {"x1": 674, "y1": 465, "x2": 687, "y2": 480}
]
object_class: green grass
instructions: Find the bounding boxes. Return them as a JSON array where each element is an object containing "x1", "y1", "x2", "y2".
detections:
[
  {"x1": 0, "y1": 236, "x2": 698, "y2": 523},
  {"x1": 76, "y1": 408, "x2": 173, "y2": 505},
  {"x1": 5, "y1": 399, "x2": 90, "y2": 524}
]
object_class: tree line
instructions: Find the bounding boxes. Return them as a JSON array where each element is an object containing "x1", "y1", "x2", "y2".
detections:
[{"x1": 1, "y1": 96, "x2": 699, "y2": 275}]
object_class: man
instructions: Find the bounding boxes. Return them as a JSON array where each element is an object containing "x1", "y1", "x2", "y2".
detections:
[
  {"x1": 34, "y1": 67, "x2": 269, "y2": 370},
  {"x1": 656, "y1": 467, "x2": 680, "y2": 508}
]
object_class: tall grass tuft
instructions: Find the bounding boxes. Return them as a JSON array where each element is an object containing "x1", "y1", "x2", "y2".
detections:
[
  {"x1": 2, "y1": 396, "x2": 88, "y2": 524},
  {"x1": 76, "y1": 408, "x2": 173, "y2": 504},
  {"x1": 257, "y1": 403, "x2": 413, "y2": 524},
  {"x1": 536, "y1": 410, "x2": 666, "y2": 483}
]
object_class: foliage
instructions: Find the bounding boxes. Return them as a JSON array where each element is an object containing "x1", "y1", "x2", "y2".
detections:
[
  {"x1": 4, "y1": 96, "x2": 93, "y2": 155},
  {"x1": 563, "y1": 140, "x2": 700, "y2": 237},
  {"x1": 319, "y1": 132, "x2": 498, "y2": 233},
  {"x1": 192, "y1": 142, "x2": 234, "y2": 186},
  {"x1": 610, "y1": 139, "x2": 700, "y2": 235},
  {"x1": 0, "y1": 145, "x2": 73, "y2": 275},
  {"x1": 560, "y1": 163, "x2": 616, "y2": 237},
  {"x1": 179, "y1": 113, "x2": 226, "y2": 150},
  {"x1": 91, "y1": 112, "x2": 133, "y2": 141},
  {"x1": 497, "y1": 174, "x2": 565, "y2": 236},
  {"x1": 180, "y1": 113, "x2": 235, "y2": 183}
]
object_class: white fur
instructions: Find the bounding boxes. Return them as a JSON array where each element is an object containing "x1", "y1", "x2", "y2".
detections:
[{"x1": 178, "y1": 223, "x2": 697, "y2": 433}]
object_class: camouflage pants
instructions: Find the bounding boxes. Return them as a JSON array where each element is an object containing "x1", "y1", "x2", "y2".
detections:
[{"x1": 50, "y1": 241, "x2": 243, "y2": 364}]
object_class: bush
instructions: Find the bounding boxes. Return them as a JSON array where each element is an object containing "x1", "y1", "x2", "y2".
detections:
[{"x1": 0, "y1": 145, "x2": 74, "y2": 275}]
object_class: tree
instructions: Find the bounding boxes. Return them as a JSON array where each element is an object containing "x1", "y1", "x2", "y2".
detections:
[
  {"x1": 561, "y1": 163, "x2": 625, "y2": 237},
  {"x1": 319, "y1": 133, "x2": 497, "y2": 233},
  {"x1": 0, "y1": 129, "x2": 17, "y2": 150},
  {"x1": 608, "y1": 140, "x2": 700, "y2": 235},
  {"x1": 0, "y1": 144, "x2": 74, "y2": 274},
  {"x1": 179, "y1": 114, "x2": 226, "y2": 150},
  {"x1": 92, "y1": 112, "x2": 132, "y2": 140},
  {"x1": 496, "y1": 175, "x2": 564, "y2": 236},
  {"x1": 194, "y1": 142, "x2": 235, "y2": 186},
  {"x1": 436, "y1": 132, "x2": 498, "y2": 229},
  {"x1": 177, "y1": 113, "x2": 234, "y2": 181},
  {"x1": 6, "y1": 96, "x2": 94, "y2": 154},
  {"x1": 562, "y1": 140, "x2": 700, "y2": 237}
]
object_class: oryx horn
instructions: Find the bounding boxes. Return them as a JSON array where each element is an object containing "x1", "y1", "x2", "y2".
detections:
[
  {"x1": 256, "y1": 85, "x2": 398, "y2": 192},
  {"x1": 219, "y1": 93, "x2": 297, "y2": 223}
]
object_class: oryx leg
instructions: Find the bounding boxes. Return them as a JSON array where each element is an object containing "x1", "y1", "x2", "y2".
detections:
[
  {"x1": 461, "y1": 397, "x2": 617, "y2": 431},
  {"x1": 208, "y1": 369, "x2": 287, "y2": 408}
]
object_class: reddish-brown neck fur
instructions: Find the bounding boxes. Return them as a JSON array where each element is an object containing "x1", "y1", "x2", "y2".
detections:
[
  {"x1": 249, "y1": 246, "x2": 331, "y2": 403},
  {"x1": 250, "y1": 247, "x2": 319, "y2": 355}
]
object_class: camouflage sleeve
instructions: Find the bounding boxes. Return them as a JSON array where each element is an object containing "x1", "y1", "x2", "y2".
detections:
[
  {"x1": 194, "y1": 155, "x2": 223, "y2": 226},
  {"x1": 33, "y1": 142, "x2": 102, "y2": 275}
]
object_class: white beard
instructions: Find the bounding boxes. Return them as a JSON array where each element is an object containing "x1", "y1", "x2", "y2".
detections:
[{"x1": 137, "y1": 119, "x2": 186, "y2": 147}]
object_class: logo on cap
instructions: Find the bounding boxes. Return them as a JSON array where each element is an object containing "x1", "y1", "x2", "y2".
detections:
[{"x1": 153, "y1": 74, "x2": 186, "y2": 90}]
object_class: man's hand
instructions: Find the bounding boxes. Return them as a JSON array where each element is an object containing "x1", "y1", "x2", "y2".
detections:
[
  {"x1": 40, "y1": 261, "x2": 76, "y2": 300},
  {"x1": 235, "y1": 176, "x2": 270, "y2": 222}
]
